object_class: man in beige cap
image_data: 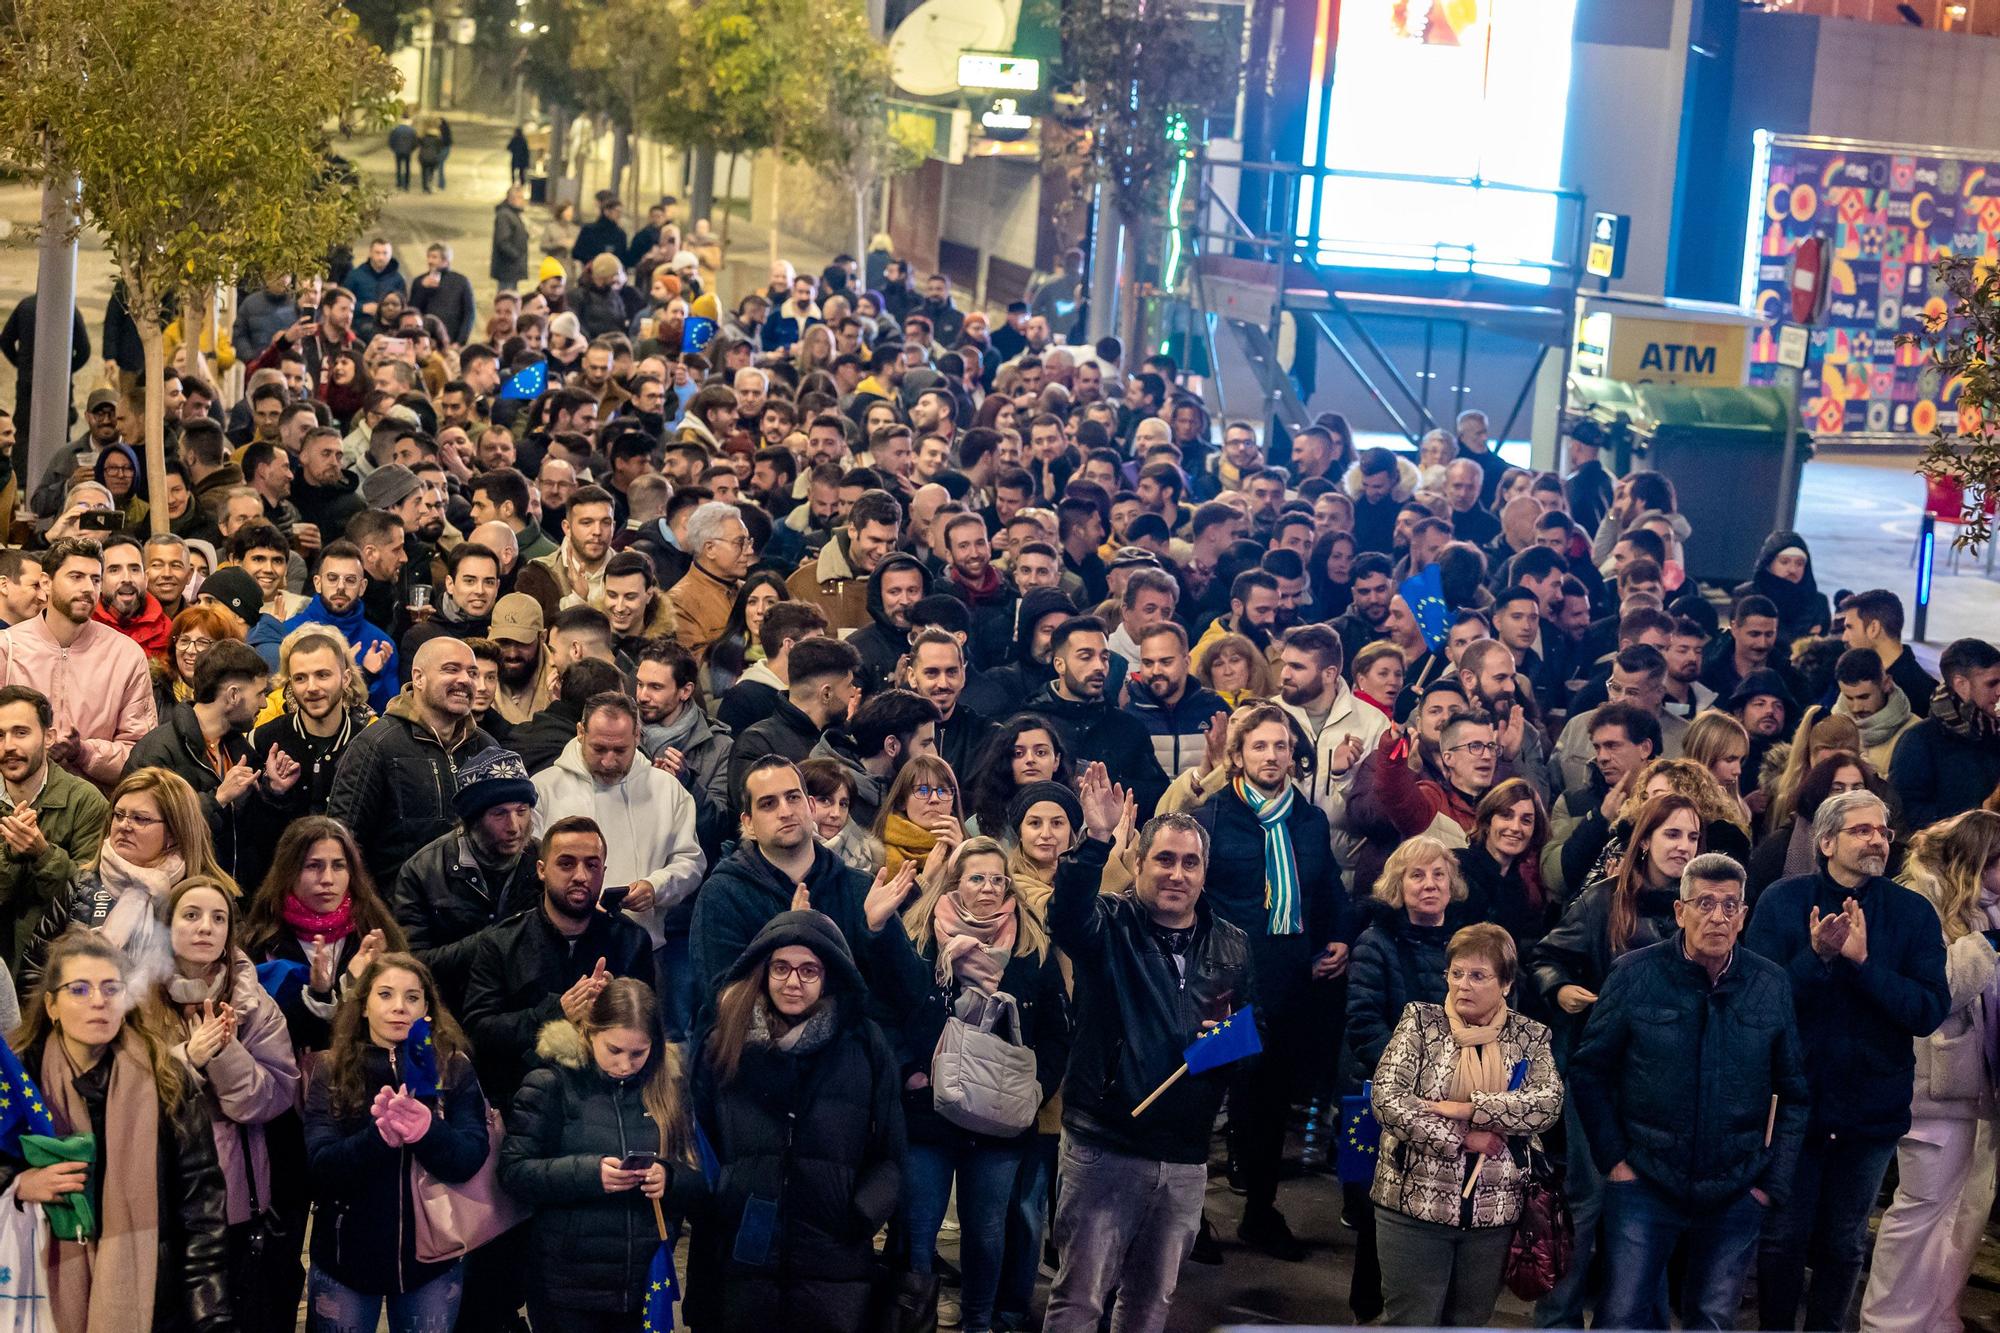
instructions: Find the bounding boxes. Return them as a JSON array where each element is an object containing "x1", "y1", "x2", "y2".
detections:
[{"x1": 488, "y1": 591, "x2": 546, "y2": 724}]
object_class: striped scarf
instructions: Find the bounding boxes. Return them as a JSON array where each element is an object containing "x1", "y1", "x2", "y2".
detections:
[{"x1": 1235, "y1": 777, "x2": 1301, "y2": 935}]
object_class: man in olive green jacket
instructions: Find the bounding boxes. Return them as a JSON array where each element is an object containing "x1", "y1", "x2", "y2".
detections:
[{"x1": 0, "y1": 683, "x2": 110, "y2": 978}]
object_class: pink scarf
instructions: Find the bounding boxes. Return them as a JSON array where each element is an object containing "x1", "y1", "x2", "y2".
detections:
[
  {"x1": 933, "y1": 891, "x2": 1017, "y2": 993},
  {"x1": 279, "y1": 892, "x2": 357, "y2": 943}
]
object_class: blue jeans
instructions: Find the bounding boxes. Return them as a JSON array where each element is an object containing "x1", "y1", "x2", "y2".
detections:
[
  {"x1": 995, "y1": 1133, "x2": 1058, "y2": 1328},
  {"x1": 1758, "y1": 1129, "x2": 1900, "y2": 1331},
  {"x1": 901, "y1": 1136, "x2": 1025, "y2": 1332},
  {"x1": 307, "y1": 1262, "x2": 462, "y2": 1333},
  {"x1": 656, "y1": 936, "x2": 695, "y2": 1043},
  {"x1": 1534, "y1": 1100, "x2": 1605, "y2": 1327},
  {"x1": 1597, "y1": 1176, "x2": 1765, "y2": 1329}
]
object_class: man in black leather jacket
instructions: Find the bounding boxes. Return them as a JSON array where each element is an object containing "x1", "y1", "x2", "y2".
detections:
[{"x1": 1042, "y1": 763, "x2": 1251, "y2": 1333}]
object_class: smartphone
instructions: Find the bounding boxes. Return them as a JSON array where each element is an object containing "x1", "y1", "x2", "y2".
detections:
[
  {"x1": 77, "y1": 510, "x2": 121, "y2": 534},
  {"x1": 298, "y1": 306, "x2": 318, "y2": 321},
  {"x1": 619, "y1": 1151, "x2": 660, "y2": 1172},
  {"x1": 380, "y1": 336, "x2": 411, "y2": 359},
  {"x1": 1983, "y1": 928, "x2": 2000, "y2": 950},
  {"x1": 600, "y1": 884, "x2": 630, "y2": 914}
]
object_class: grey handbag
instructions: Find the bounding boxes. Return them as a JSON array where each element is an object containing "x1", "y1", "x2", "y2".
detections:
[{"x1": 931, "y1": 989, "x2": 1039, "y2": 1136}]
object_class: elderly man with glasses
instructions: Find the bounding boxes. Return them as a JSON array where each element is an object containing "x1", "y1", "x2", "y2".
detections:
[
  {"x1": 1743, "y1": 789, "x2": 1950, "y2": 1332},
  {"x1": 1570, "y1": 852, "x2": 1808, "y2": 1329}
]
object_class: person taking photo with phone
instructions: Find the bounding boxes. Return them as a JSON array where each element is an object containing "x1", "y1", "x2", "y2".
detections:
[{"x1": 501, "y1": 977, "x2": 705, "y2": 1333}]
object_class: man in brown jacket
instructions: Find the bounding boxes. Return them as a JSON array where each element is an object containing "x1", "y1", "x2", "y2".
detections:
[
  {"x1": 784, "y1": 488, "x2": 901, "y2": 634},
  {"x1": 665, "y1": 501, "x2": 751, "y2": 660}
]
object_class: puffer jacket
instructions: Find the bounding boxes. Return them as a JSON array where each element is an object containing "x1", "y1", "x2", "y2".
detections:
[
  {"x1": 1900, "y1": 865, "x2": 1998, "y2": 1121},
  {"x1": 1369, "y1": 1003, "x2": 1561, "y2": 1229},
  {"x1": 689, "y1": 911, "x2": 906, "y2": 1333},
  {"x1": 1569, "y1": 935, "x2": 1809, "y2": 1209},
  {"x1": 324, "y1": 690, "x2": 493, "y2": 888},
  {"x1": 170, "y1": 951, "x2": 301, "y2": 1226},
  {"x1": 1529, "y1": 877, "x2": 1680, "y2": 1062},
  {"x1": 1048, "y1": 836, "x2": 1253, "y2": 1164},
  {"x1": 22, "y1": 863, "x2": 150, "y2": 996},
  {"x1": 500, "y1": 1021, "x2": 707, "y2": 1311},
  {"x1": 304, "y1": 1045, "x2": 490, "y2": 1297},
  {"x1": 390, "y1": 827, "x2": 542, "y2": 1012},
  {"x1": 1342, "y1": 901, "x2": 1451, "y2": 1091},
  {"x1": 1125, "y1": 681, "x2": 1231, "y2": 780}
]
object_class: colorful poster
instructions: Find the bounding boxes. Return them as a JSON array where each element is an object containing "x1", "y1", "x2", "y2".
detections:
[{"x1": 1744, "y1": 135, "x2": 2000, "y2": 436}]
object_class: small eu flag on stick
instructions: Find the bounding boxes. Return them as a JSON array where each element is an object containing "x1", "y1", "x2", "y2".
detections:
[
  {"x1": 1399, "y1": 564, "x2": 1451, "y2": 653},
  {"x1": 401, "y1": 1016, "x2": 440, "y2": 1100},
  {"x1": 1130, "y1": 1006, "x2": 1262, "y2": 1117},
  {"x1": 641, "y1": 1237, "x2": 681, "y2": 1331},
  {"x1": 498, "y1": 360, "x2": 547, "y2": 401}
]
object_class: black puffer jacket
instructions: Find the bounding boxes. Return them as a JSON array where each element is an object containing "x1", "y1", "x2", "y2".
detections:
[
  {"x1": 1342, "y1": 901, "x2": 1450, "y2": 1091},
  {"x1": 1025, "y1": 685, "x2": 1170, "y2": 818},
  {"x1": 960, "y1": 586, "x2": 1071, "y2": 722},
  {"x1": 1048, "y1": 836, "x2": 1253, "y2": 1164},
  {"x1": 500, "y1": 1022, "x2": 707, "y2": 1311},
  {"x1": 325, "y1": 695, "x2": 493, "y2": 888},
  {"x1": 1529, "y1": 877, "x2": 1680, "y2": 1061},
  {"x1": 0, "y1": 1035, "x2": 233, "y2": 1333},
  {"x1": 1570, "y1": 934, "x2": 1810, "y2": 1208},
  {"x1": 302, "y1": 1044, "x2": 491, "y2": 1297},
  {"x1": 690, "y1": 911, "x2": 906, "y2": 1333},
  {"x1": 391, "y1": 828, "x2": 541, "y2": 1012},
  {"x1": 895, "y1": 934, "x2": 1070, "y2": 1147},
  {"x1": 1454, "y1": 843, "x2": 1556, "y2": 959}
]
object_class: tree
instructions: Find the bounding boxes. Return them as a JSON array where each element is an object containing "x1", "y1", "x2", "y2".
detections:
[
  {"x1": 645, "y1": 0, "x2": 782, "y2": 248},
  {"x1": 1900, "y1": 254, "x2": 2000, "y2": 549},
  {"x1": 0, "y1": 0, "x2": 397, "y2": 534},
  {"x1": 569, "y1": 0, "x2": 680, "y2": 200}
]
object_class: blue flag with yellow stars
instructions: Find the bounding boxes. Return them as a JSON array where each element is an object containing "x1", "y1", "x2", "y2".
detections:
[
  {"x1": 642, "y1": 1238, "x2": 680, "y2": 1331},
  {"x1": 498, "y1": 359, "x2": 547, "y2": 401},
  {"x1": 0, "y1": 1038, "x2": 54, "y2": 1150},
  {"x1": 401, "y1": 1016, "x2": 440, "y2": 1099},
  {"x1": 255, "y1": 958, "x2": 307, "y2": 1010},
  {"x1": 1183, "y1": 1005, "x2": 1262, "y2": 1075},
  {"x1": 681, "y1": 316, "x2": 717, "y2": 356},
  {"x1": 1399, "y1": 563, "x2": 1450, "y2": 652}
]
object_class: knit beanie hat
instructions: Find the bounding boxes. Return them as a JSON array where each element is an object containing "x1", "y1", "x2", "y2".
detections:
[
  {"x1": 1007, "y1": 781, "x2": 1083, "y2": 837},
  {"x1": 539, "y1": 255, "x2": 567, "y2": 283},
  {"x1": 453, "y1": 747, "x2": 538, "y2": 823},
  {"x1": 198, "y1": 567, "x2": 265, "y2": 627},
  {"x1": 360, "y1": 463, "x2": 422, "y2": 510}
]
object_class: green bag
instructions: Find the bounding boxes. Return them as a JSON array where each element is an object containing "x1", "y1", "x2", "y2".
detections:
[{"x1": 21, "y1": 1132, "x2": 96, "y2": 1242}]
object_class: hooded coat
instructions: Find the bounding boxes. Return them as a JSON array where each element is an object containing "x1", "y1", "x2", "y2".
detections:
[
  {"x1": 1026, "y1": 681, "x2": 1171, "y2": 818},
  {"x1": 498, "y1": 1022, "x2": 707, "y2": 1312},
  {"x1": 1735, "y1": 529, "x2": 1832, "y2": 646},
  {"x1": 324, "y1": 690, "x2": 494, "y2": 887},
  {"x1": 688, "y1": 911, "x2": 906, "y2": 1333},
  {"x1": 960, "y1": 587, "x2": 1073, "y2": 723},
  {"x1": 847, "y1": 554, "x2": 930, "y2": 696}
]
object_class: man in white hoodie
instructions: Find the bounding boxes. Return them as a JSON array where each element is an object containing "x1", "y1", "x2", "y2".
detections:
[{"x1": 532, "y1": 690, "x2": 705, "y2": 1001}]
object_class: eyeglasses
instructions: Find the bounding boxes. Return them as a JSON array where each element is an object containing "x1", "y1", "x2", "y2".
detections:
[
  {"x1": 110, "y1": 809, "x2": 163, "y2": 830},
  {"x1": 768, "y1": 959, "x2": 823, "y2": 985},
  {"x1": 911, "y1": 784, "x2": 953, "y2": 802},
  {"x1": 961, "y1": 872, "x2": 1012, "y2": 892},
  {"x1": 1447, "y1": 967, "x2": 1496, "y2": 986},
  {"x1": 177, "y1": 636, "x2": 216, "y2": 655},
  {"x1": 1448, "y1": 741, "x2": 1500, "y2": 757},
  {"x1": 1840, "y1": 823, "x2": 1895, "y2": 842},
  {"x1": 58, "y1": 979, "x2": 125, "y2": 1002},
  {"x1": 1685, "y1": 894, "x2": 1745, "y2": 919}
]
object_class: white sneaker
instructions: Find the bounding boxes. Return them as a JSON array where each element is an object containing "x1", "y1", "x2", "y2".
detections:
[{"x1": 937, "y1": 1294, "x2": 963, "y2": 1327}]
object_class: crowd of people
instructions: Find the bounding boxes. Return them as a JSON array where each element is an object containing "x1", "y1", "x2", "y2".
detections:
[{"x1": 0, "y1": 184, "x2": 1990, "y2": 1333}]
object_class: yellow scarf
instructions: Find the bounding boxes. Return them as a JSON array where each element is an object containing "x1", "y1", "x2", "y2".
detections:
[{"x1": 882, "y1": 813, "x2": 938, "y2": 871}]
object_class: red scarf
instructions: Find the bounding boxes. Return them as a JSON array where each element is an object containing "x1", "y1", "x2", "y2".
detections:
[
  {"x1": 279, "y1": 891, "x2": 357, "y2": 943},
  {"x1": 948, "y1": 563, "x2": 1005, "y2": 605}
]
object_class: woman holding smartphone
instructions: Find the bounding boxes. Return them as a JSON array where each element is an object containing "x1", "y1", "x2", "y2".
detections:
[{"x1": 501, "y1": 978, "x2": 705, "y2": 1332}]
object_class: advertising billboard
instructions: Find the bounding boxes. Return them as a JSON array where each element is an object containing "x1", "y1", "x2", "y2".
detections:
[
  {"x1": 1295, "y1": 0, "x2": 1579, "y2": 283},
  {"x1": 1742, "y1": 131, "x2": 2000, "y2": 436}
]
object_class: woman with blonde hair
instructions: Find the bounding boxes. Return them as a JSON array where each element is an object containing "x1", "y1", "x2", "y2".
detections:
[
  {"x1": 501, "y1": 977, "x2": 705, "y2": 1329},
  {"x1": 895, "y1": 837, "x2": 1067, "y2": 1333},
  {"x1": 1860, "y1": 810, "x2": 2000, "y2": 1332},
  {"x1": 3, "y1": 929, "x2": 233, "y2": 1332},
  {"x1": 874, "y1": 754, "x2": 965, "y2": 873},
  {"x1": 23, "y1": 766, "x2": 230, "y2": 993},
  {"x1": 1193, "y1": 632, "x2": 1273, "y2": 708},
  {"x1": 1682, "y1": 710, "x2": 1753, "y2": 826},
  {"x1": 792, "y1": 322, "x2": 837, "y2": 379},
  {"x1": 1569, "y1": 756, "x2": 1751, "y2": 890},
  {"x1": 1352, "y1": 641, "x2": 1406, "y2": 718},
  {"x1": 1370, "y1": 922, "x2": 1561, "y2": 1325}
]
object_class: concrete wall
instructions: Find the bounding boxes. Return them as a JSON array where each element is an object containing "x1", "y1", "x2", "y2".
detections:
[
  {"x1": 1561, "y1": 0, "x2": 1695, "y2": 297},
  {"x1": 1807, "y1": 16, "x2": 2000, "y2": 148}
]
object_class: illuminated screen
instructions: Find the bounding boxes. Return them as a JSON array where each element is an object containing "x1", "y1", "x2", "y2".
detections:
[{"x1": 1296, "y1": 0, "x2": 1579, "y2": 283}]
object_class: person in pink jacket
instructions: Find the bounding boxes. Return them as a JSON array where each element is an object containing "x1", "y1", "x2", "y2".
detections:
[{"x1": 0, "y1": 539, "x2": 156, "y2": 788}]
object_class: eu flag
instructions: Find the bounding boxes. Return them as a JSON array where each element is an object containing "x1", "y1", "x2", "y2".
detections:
[
  {"x1": 692, "y1": 1119, "x2": 720, "y2": 1191},
  {"x1": 0, "y1": 1038, "x2": 54, "y2": 1151},
  {"x1": 681, "y1": 316, "x2": 716, "y2": 356},
  {"x1": 641, "y1": 1238, "x2": 681, "y2": 1331},
  {"x1": 498, "y1": 360, "x2": 547, "y2": 401},
  {"x1": 1183, "y1": 1006, "x2": 1262, "y2": 1075},
  {"x1": 255, "y1": 958, "x2": 307, "y2": 1010},
  {"x1": 401, "y1": 1016, "x2": 440, "y2": 1099},
  {"x1": 1399, "y1": 563, "x2": 1450, "y2": 653}
]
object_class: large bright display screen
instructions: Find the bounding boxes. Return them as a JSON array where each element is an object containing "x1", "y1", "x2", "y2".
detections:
[{"x1": 1295, "y1": 0, "x2": 1579, "y2": 283}]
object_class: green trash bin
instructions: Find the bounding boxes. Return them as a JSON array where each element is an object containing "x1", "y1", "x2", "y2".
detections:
[{"x1": 1569, "y1": 377, "x2": 1808, "y2": 587}]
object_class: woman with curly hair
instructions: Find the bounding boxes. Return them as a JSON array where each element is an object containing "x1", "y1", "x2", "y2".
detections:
[
  {"x1": 1570, "y1": 756, "x2": 1752, "y2": 890},
  {"x1": 966, "y1": 714, "x2": 1071, "y2": 838}
]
